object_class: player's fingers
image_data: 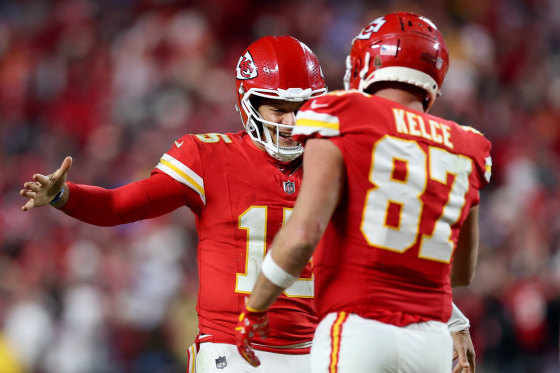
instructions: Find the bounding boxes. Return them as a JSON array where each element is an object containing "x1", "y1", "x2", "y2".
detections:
[
  {"x1": 452, "y1": 362, "x2": 462, "y2": 373},
  {"x1": 458, "y1": 355, "x2": 470, "y2": 371},
  {"x1": 60, "y1": 156, "x2": 73, "y2": 173},
  {"x1": 251, "y1": 355, "x2": 260, "y2": 367},
  {"x1": 23, "y1": 181, "x2": 42, "y2": 192},
  {"x1": 467, "y1": 358, "x2": 475, "y2": 373},
  {"x1": 33, "y1": 174, "x2": 50, "y2": 186},
  {"x1": 238, "y1": 344, "x2": 260, "y2": 367},
  {"x1": 20, "y1": 189, "x2": 37, "y2": 199},
  {"x1": 22, "y1": 198, "x2": 35, "y2": 211},
  {"x1": 245, "y1": 349, "x2": 260, "y2": 367},
  {"x1": 50, "y1": 156, "x2": 73, "y2": 181}
]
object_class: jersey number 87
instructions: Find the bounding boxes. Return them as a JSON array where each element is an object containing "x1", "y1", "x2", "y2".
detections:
[{"x1": 361, "y1": 136, "x2": 473, "y2": 263}]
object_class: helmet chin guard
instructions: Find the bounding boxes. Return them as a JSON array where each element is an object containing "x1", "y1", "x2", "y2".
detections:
[
  {"x1": 235, "y1": 36, "x2": 327, "y2": 161},
  {"x1": 240, "y1": 87, "x2": 320, "y2": 162},
  {"x1": 254, "y1": 117, "x2": 303, "y2": 162}
]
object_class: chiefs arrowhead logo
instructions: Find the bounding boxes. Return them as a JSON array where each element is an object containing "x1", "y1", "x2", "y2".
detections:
[
  {"x1": 356, "y1": 17, "x2": 387, "y2": 40},
  {"x1": 236, "y1": 51, "x2": 257, "y2": 80}
]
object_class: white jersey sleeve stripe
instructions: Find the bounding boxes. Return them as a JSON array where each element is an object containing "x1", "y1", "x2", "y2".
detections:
[{"x1": 156, "y1": 153, "x2": 206, "y2": 205}]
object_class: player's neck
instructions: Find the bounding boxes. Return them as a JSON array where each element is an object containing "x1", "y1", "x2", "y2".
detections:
[{"x1": 374, "y1": 87, "x2": 425, "y2": 113}]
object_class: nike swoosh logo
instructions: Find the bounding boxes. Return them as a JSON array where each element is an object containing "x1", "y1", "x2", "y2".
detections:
[
  {"x1": 310, "y1": 101, "x2": 329, "y2": 110},
  {"x1": 175, "y1": 141, "x2": 184, "y2": 148}
]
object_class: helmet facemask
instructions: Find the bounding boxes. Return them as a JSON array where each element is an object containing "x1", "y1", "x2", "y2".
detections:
[{"x1": 239, "y1": 86, "x2": 324, "y2": 162}]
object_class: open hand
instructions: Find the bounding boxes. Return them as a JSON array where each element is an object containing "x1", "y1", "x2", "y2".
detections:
[{"x1": 20, "y1": 156, "x2": 72, "y2": 211}]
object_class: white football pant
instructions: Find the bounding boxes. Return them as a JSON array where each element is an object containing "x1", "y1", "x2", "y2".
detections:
[{"x1": 311, "y1": 312, "x2": 452, "y2": 373}]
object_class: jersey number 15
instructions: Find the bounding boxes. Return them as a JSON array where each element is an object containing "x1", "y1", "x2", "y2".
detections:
[{"x1": 235, "y1": 206, "x2": 314, "y2": 298}]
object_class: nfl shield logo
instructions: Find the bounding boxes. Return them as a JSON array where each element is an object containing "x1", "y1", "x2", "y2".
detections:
[
  {"x1": 215, "y1": 356, "x2": 227, "y2": 369},
  {"x1": 283, "y1": 181, "x2": 295, "y2": 194}
]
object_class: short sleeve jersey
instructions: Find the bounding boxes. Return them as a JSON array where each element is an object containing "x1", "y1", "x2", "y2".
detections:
[
  {"x1": 293, "y1": 91, "x2": 492, "y2": 326},
  {"x1": 152, "y1": 131, "x2": 315, "y2": 352}
]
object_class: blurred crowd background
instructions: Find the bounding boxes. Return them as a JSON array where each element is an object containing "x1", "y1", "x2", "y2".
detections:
[{"x1": 0, "y1": 0, "x2": 559, "y2": 372}]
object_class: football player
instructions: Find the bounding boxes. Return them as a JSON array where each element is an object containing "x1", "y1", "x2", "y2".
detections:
[
  {"x1": 20, "y1": 36, "x2": 327, "y2": 373},
  {"x1": 235, "y1": 12, "x2": 490, "y2": 373}
]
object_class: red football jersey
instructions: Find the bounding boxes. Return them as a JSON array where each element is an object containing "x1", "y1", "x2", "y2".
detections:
[
  {"x1": 153, "y1": 131, "x2": 315, "y2": 353},
  {"x1": 293, "y1": 91, "x2": 492, "y2": 326}
]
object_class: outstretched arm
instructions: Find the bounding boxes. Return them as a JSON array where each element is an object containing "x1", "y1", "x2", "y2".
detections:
[{"x1": 21, "y1": 157, "x2": 194, "y2": 226}]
